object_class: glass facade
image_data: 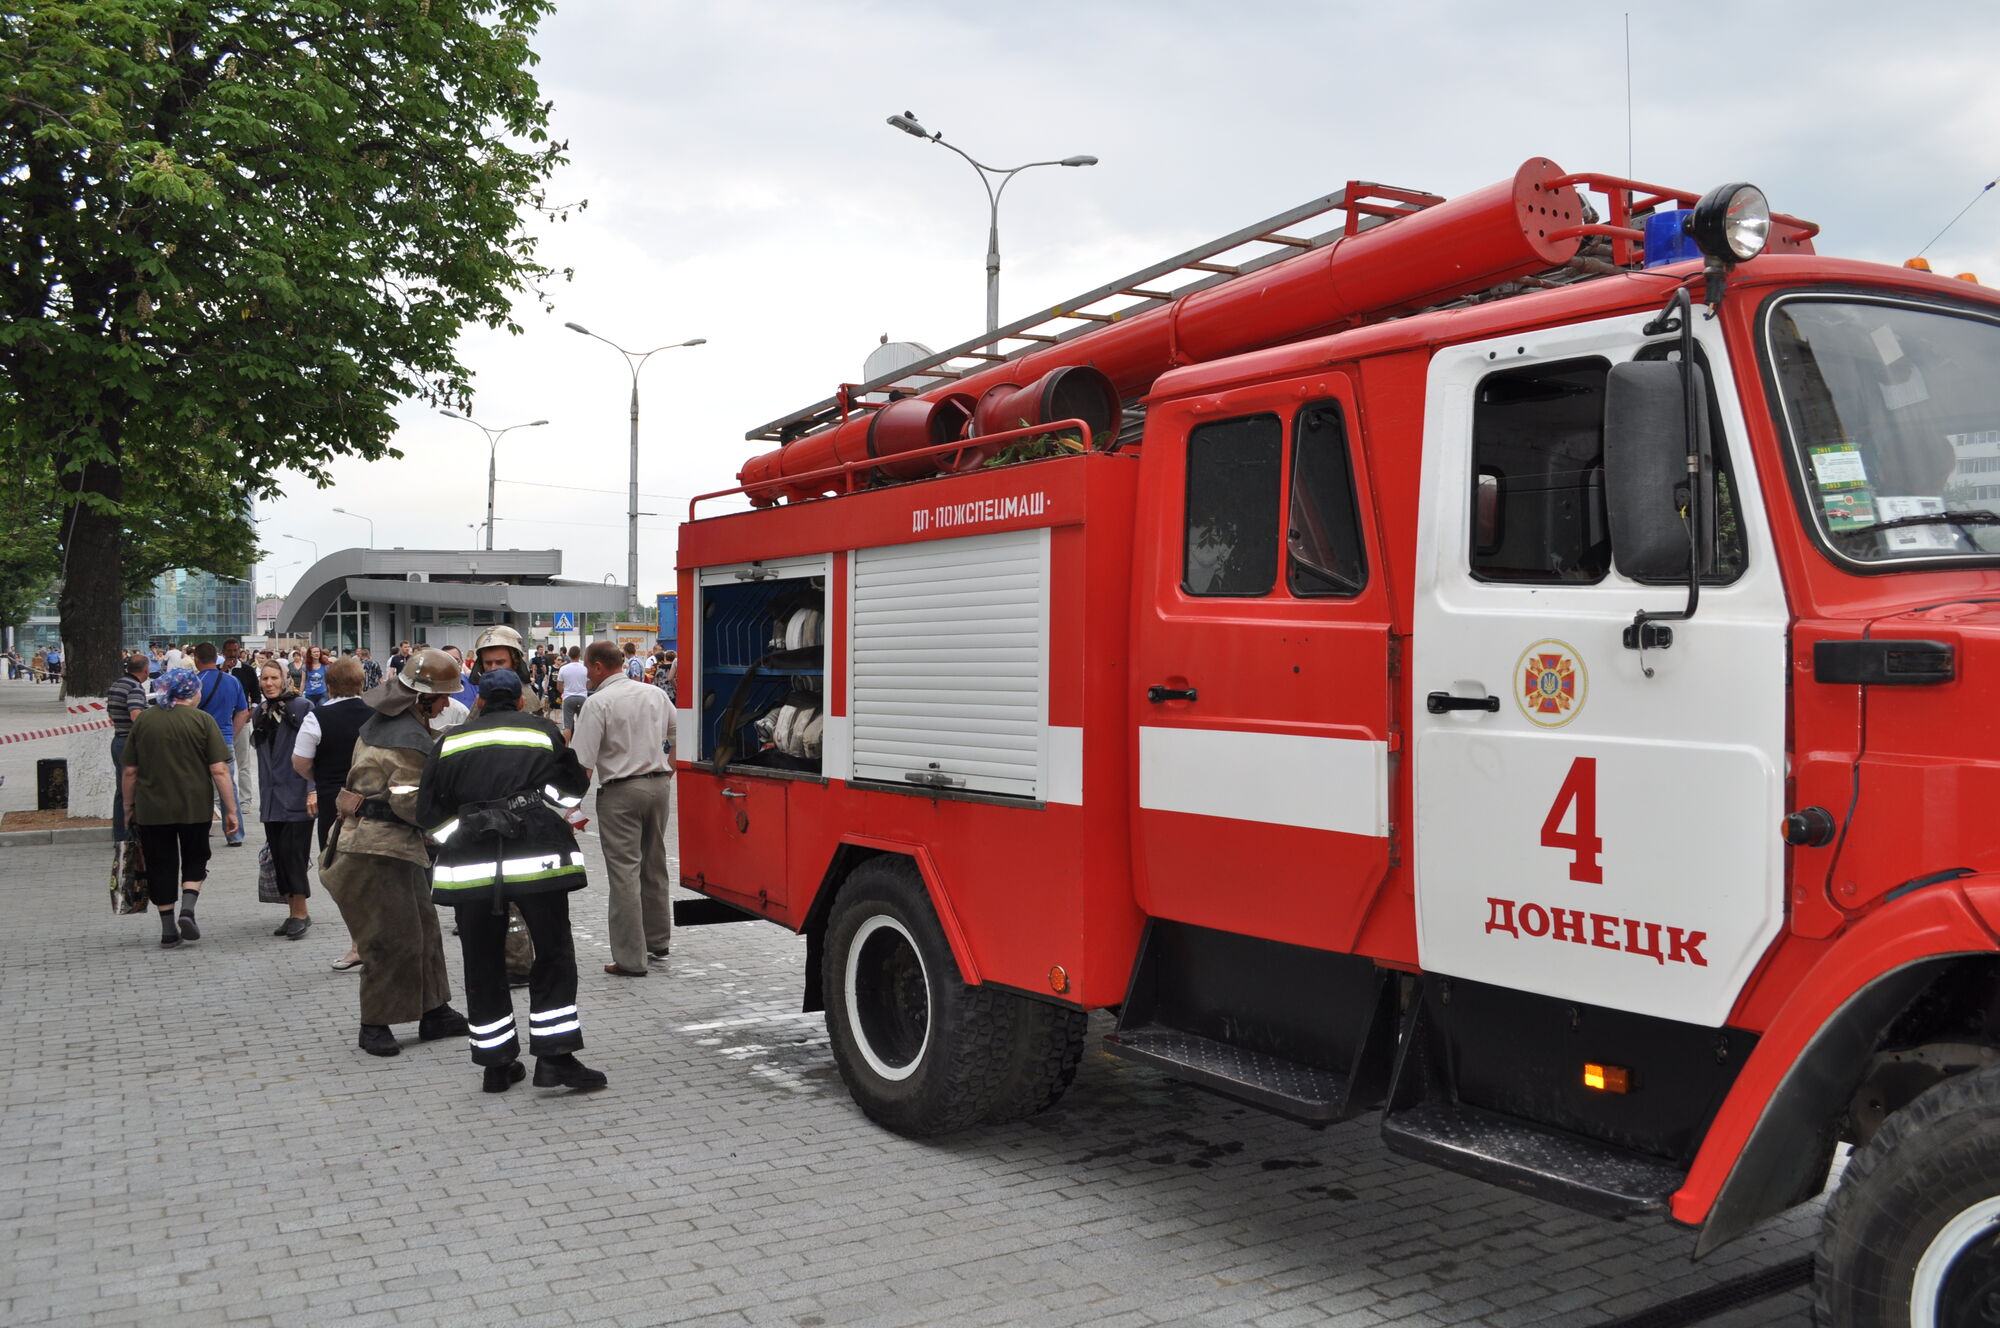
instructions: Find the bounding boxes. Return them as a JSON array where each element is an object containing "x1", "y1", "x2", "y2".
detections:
[
  {"x1": 11, "y1": 567, "x2": 254, "y2": 654},
  {"x1": 123, "y1": 568, "x2": 255, "y2": 647},
  {"x1": 317, "y1": 592, "x2": 371, "y2": 653}
]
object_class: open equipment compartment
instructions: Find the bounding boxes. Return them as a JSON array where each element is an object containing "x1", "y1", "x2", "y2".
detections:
[{"x1": 696, "y1": 557, "x2": 828, "y2": 775}]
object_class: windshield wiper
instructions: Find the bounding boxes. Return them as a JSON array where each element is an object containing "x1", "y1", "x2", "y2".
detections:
[{"x1": 1844, "y1": 510, "x2": 2000, "y2": 538}]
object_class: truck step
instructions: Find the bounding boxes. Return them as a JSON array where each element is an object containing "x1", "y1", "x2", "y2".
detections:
[
  {"x1": 1380, "y1": 1099, "x2": 1686, "y2": 1218},
  {"x1": 1103, "y1": 1024, "x2": 1352, "y2": 1122},
  {"x1": 672, "y1": 897, "x2": 761, "y2": 927}
]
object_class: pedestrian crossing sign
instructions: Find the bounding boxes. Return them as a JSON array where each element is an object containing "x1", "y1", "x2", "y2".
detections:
[{"x1": 553, "y1": 612, "x2": 576, "y2": 632}]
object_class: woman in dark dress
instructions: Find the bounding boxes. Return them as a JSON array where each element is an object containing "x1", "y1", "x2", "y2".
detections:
[
  {"x1": 292, "y1": 656, "x2": 371, "y2": 969},
  {"x1": 252, "y1": 661, "x2": 316, "y2": 937}
]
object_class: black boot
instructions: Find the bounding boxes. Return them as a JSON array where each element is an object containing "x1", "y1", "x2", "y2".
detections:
[
  {"x1": 532, "y1": 1054, "x2": 608, "y2": 1091},
  {"x1": 417, "y1": 1005, "x2": 470, "y2": 1041},
  {"x1": 358, "y1": 1024, "x2": 400, "y2": 1057},
  {"x1": 482, "y1": 1062, "x2": 527, "y2": 1094}
]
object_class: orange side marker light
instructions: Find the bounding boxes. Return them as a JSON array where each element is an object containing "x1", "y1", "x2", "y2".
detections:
[{"x1": 1583, "y1": 1063, "x2": 1631, "y2": 1093}]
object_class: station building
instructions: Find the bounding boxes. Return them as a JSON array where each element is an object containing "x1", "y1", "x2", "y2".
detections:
[{"x1": 275, "y1": 547, "x2": 631, "y2": 654}]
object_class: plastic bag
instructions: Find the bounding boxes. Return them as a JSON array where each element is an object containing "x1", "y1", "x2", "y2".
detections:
[
  {"x1": 111, "y1": 841, "x2": 149, "y2": 915},
  {"x1": 257, "y1": 842, "x2": 282, "y2": 904}
]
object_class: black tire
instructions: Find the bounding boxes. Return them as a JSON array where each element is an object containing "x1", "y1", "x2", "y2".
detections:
[
  {"x1": 821, "y1": 856, "x2": 1014, "y2": 1137},
  {"x1": 983, "y1": 996, "x2": 1087, "y2": 1125},
  {"x1": 1817, "y1": 1063, "x2": 2000, "y2": 1326}
]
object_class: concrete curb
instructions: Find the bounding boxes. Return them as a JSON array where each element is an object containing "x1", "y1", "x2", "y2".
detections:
[{"x1": 0, "y1": 826, "x2": 115, "y2": 849}]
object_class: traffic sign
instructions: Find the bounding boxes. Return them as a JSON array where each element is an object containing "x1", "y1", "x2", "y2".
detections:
[{"x1": 553, "y1": 612, "x2": 576, "y2": 633}]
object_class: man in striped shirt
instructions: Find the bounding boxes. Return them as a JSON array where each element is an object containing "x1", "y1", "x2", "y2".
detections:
[{"x1": 106, "y1": 654, "x2": 150, "y2": 843}]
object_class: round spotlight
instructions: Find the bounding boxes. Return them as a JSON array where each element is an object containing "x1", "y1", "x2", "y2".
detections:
[{"x1": 1687, "y1": 183, "x2": 1771, "y2": 263}]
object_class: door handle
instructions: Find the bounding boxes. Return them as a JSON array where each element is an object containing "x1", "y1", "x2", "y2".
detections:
[
  {"x1": 1427, "y1": 691, "x2": 1499, "y2": 714},
  {"x1": 1147, "y1": 685, "x2": 1198, "y2": 703},
  {"x1": 720, "y1": 788, "x2": 747, "y2": 799}
]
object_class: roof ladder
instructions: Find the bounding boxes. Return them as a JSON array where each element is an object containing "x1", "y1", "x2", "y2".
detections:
[{"x1": 747, "y1": 179, "x2": 1446, "y2": 444}]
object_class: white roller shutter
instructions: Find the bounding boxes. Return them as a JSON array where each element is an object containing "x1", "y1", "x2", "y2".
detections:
[{"x1": 851, "y1": 528, "x2": 1050, "y2": 798}]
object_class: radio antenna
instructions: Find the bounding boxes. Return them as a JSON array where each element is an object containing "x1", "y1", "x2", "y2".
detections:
[
  {"x1": 1918, "y1": 176, "x2": 1998, "y2": 258},
  {"x1": 1616, "y1": 14, "x2": 1632, "y2": 179}
]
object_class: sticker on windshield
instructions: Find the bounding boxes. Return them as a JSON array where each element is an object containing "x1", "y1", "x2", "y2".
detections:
[
  {"x1": 1822, "y1": 489, "x2": 1876, "y2": 532},
  {"x1": 1874, "y1": 495, "x2": 1961, "y2": 553},
  {"x1": 1811, "y1": 444, "x2": 1869, "y2": 488}
]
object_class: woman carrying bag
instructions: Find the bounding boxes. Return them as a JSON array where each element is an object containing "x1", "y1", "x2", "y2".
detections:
[{"x1": 252, "y1": 661, "x2": 316, "y2": 937}]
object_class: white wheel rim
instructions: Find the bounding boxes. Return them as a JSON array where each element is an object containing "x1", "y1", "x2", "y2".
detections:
[
  {"x1": 1911, "y1": 1194, "x2": 2000, "y2": 1326},
  {"x1": 844, "y1": 914, "x2": 930, "y2": 1083}
]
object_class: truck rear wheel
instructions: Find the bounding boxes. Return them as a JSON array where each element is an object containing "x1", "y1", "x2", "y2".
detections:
[
  {"x1": 1816, "y1": 1063, "x2": 2000, "y2": 1326},
  {"x1": 983, "y1": 997, "x2": 1087, "y2": 1125},
  {"x1": 822, "y1": 857, "x2": 1012, "y2": 1136}
]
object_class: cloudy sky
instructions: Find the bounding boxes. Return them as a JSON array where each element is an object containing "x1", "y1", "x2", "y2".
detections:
[{"x1": 254, "y1": 0, "x2": 2000, "y2": 601}]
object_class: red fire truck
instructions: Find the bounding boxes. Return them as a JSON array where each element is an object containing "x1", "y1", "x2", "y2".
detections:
[{"x1": 674, "y1": 157, "x2": 2000, "y2": 1324}]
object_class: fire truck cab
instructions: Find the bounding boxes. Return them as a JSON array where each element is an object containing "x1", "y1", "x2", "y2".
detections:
[{"x1": 676, "y1": 160, "x2": 2000, "y2": 1325}]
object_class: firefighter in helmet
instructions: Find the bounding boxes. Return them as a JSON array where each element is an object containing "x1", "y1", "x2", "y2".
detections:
[
  {"x1": 470, "y1": 623, "x2": 536, "y2": 986},
  {"x1": 322, "y1": 648, "x2": 469, "y2": 1057},
  {"x1": 470, "y1": 624, "x2": 526, "y2": 695},
  {"x1": 417, "y1": 667, "x2": 604, "y2": 1094}
]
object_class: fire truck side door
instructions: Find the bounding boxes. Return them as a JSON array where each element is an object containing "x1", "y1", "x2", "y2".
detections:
[
  {"x1": 1131, "y1": 372, "x2": 1394, "y2": 953},
  {"x1": 1409, "y1": 317, "x2": 1787, "y2": 1028}
]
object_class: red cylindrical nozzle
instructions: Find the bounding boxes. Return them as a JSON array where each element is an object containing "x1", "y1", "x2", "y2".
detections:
[
  {"x1": 869, "y1": 392, "x2": 977, "y2": 479},
  {"x1": 957, "y1": 366, "x2": 1121, "y2": 470}
]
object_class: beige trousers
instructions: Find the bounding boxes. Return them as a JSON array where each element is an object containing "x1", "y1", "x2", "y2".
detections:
[
  {"x1": 322, "y1": 852, "x2": 452, "y2": 1026},
  {"x1": 596, "y1": 774, "x2": 673, "y2": 973}
]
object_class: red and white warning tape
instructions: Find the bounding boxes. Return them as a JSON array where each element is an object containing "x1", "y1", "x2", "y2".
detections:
[
  {"x1": 0, "y1": 718, "x2": 113, "y2": 747},
  {"x1": 0, "y1": 698, "x2": 117, "y2": 746}
]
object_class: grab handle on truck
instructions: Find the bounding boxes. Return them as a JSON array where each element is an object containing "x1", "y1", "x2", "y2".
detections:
[
  {"x1": 1147, "y1": 685, "x2": 1199, "y2": 704},
  {"x1": 1426, "y1": 691, "x2": 1500, "y2": 714}
]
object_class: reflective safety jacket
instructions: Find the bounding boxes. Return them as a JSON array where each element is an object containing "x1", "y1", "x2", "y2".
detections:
[{"x1": 416, "y1": 710, "x2": 590, "y2": 905}]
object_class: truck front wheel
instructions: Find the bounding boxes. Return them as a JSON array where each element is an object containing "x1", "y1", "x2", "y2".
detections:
[
  {"x1": 1817, "y1": 1063, "x2": 2000, "y2": 1326},
  {"x1": 822, "y1": 857, "x2": 1012, "y2": 1136}
]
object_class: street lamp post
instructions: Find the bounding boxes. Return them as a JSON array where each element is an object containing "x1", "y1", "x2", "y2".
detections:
[
  {"x1": 330, "y1": 506, "x2": 374, "y2": 548},
  {"x1": 280, "y1": 533, "x2": 318, "y2": 565},
  {"x1": 886, "y1": 112, "x2": 1097, "y2": 338},
  {"x1": 440, "y1": 412, "x2": 549, "y2": 550},
  {"x1": 564, "y1": 323, "x2": 706, "y2": 617}
]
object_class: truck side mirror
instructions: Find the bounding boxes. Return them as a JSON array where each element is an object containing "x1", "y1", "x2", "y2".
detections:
[{"x1": 1603, "y1": 359, "x2": 1716, "y2": 581}]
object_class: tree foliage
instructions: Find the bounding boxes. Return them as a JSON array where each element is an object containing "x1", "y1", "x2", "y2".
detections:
[{"x1": 1, "y1": 1, "x2": 570, "y2": 693}]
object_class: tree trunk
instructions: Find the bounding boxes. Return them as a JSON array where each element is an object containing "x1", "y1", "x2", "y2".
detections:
[{"x1": 55, "y1": 457, "x2": 125, "y2": 701}]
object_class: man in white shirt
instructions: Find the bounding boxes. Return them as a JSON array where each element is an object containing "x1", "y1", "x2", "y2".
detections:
[
  {"x1": 557, "y1": 646, "x2": 590, "y2": 740},
  {"x1": 569, "y1": 640, "x2": 676, "y2": 977}
]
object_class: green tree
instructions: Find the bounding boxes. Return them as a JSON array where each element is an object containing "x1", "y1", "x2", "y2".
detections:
[{"x1": 2, "y1": 1, "x2": 571, "y2": 695}]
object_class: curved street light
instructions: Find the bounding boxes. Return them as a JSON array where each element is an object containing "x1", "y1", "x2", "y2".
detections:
[
  {"x1": 564, "y1": 323, "x2": 706, "y2": 616},
  {"x1": 280, "y1": 532, "x2": 318, "y2": 564},
  {"x1": 886, "y1": 111, "x2": 1097, "y2": 339},
  {"x1": 440, "y1": 412, "x2": 549, "y2": 551},
  {"x1": 330, "y1": 505, "x2": 374, "y2": 548}
]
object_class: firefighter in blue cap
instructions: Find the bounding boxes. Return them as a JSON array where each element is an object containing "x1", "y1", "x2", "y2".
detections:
[{"x1": 416, "y1": 667, "x2": 606, "y2": 1094}]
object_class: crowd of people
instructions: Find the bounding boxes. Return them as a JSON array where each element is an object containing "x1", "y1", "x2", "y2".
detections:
[{"x1": 107, "y1": 627, "x2": 680, "y2": 1099}]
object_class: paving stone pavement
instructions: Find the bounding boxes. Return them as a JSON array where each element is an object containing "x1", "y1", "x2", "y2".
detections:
[{"x1": 1, "y1": 735, "x2": 1823, "y2": 1325}]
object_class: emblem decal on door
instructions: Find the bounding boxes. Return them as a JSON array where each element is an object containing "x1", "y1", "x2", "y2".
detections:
[{"x1": 1515, "y1": 640, "x2": 1587, "y2": 727}]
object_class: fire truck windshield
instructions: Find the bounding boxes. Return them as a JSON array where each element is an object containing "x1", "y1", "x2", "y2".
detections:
[{"x1": 1766, "y1": 295, "x2": 2000, "y2": 567}]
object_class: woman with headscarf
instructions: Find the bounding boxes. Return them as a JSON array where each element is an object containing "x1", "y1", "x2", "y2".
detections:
[
  {"x1": 252, "y1": 660, "x2": 317, "y2": 938},
  {"x1": 119, "y1": 668, "x2": 240, "y2": 947},
  {"x1": 319, "y1": 649, "x2": 468, "y2": 1057}
]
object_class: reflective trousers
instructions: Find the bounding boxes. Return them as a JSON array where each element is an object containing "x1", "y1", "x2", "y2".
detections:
[{"x1": 455, "y1": 890, "x2": 582, "y2": 1067}]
